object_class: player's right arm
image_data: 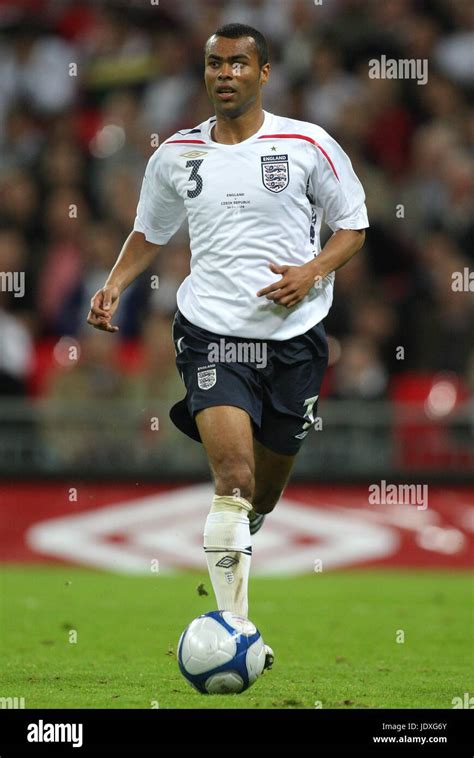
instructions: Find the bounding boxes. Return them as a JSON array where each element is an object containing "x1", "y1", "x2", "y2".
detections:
[
  {"x1": 87, "y1": 231, "x2": 160, "y2": 332},
  {"x1": 87, "y1": 141, "x2": 186, "y2": 333}
]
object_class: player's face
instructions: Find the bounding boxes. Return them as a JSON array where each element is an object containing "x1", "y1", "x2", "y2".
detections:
[{"x1": 205, "y1": 35, "x2": 269, "y2": 118}]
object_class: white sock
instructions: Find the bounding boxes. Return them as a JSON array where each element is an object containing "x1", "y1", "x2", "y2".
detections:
[{"x1": 203, "y1": 494, "x2": 252, "y2": 617}]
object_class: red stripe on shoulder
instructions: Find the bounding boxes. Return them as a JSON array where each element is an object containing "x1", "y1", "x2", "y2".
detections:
[
  {"x1": 258, "y1": 133, "x2": 339, "y2": 180},
  {"x1": 164, "y1": 140, "x2": 207, "y2": 145}
]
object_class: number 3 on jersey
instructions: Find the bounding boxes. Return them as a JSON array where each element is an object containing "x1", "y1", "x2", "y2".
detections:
[
  {"x1": 294, "y1": 395, "x2": 319, "y2": 440},
  {"x1": 186, "y1": 160, "x2": 204, "y2": 198}
]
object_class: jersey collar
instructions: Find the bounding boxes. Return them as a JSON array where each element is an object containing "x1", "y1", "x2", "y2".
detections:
[{"x1": 205, "y1": 110, "x2": 273, "y2": 147}]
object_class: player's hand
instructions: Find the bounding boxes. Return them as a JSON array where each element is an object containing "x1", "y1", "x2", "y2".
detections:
[
  {"x1": 86, "y1": 286, "x2": 120, "y2": 332},
  {"x1": 256, "y1": 262, "x2": 321, "y2": 308}
]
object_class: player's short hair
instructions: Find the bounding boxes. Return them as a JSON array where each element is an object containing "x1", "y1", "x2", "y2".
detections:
[{"x1": 206, "y1": 23, "x2": 269, "y2": 68}]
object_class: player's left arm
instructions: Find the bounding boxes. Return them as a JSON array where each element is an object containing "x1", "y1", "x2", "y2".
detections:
[
  {"x1": 257, "y1": 132, "x2": 368, "y2": 309},
  {"x1": 257, "y1": 228, "x2": 365, "y2": 308}
]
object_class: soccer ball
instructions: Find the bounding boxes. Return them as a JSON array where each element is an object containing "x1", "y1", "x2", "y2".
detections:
[{"x1": 177, "y1": 610, "x2": 266, "y2": 694}]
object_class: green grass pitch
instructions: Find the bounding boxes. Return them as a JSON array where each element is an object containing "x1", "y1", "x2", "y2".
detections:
[{"x1": 1, "y1": 566, "x2": 472, "y2": 709}]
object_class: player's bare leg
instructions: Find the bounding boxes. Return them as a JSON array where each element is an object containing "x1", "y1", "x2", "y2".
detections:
[
  {"x1": 249, "y1": 439, "x2": 296, "y2": 534},
  {"x1": 196, "y1": 405, "x2": 255, "y2": 618}
]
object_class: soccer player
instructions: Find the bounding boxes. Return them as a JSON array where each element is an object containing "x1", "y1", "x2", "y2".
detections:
[{"x1": 87, "y1": 23, "x2": 368, "y2": 667}]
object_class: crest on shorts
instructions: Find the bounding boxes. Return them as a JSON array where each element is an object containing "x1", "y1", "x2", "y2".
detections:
[
  {"x1": 261, "y1": 154, "x2": 289, "y2": 193},
  {"x1": 197, "y1": 367, "x2": 216, "y2": 390}
]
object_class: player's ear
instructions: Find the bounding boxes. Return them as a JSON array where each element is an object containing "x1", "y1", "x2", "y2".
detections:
[{"x1": 260, "y1": 63, "x2": 270, "y2": 85}]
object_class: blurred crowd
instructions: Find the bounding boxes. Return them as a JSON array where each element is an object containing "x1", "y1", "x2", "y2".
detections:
[{"x1": 0, "y1": 0, "x2": 473, "y2": 415}]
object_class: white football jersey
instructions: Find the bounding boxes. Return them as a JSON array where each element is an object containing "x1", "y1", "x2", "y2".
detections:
[{"x1": 134, "y1": 110, "x2": 369, "y2": 340}]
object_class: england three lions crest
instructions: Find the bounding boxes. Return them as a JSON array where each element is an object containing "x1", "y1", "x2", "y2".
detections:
[
  {"x1": 261, "y1": 154, "x2": 290, "y2": 193},
  {"x1": 197, "y1": 367, "x2": 216, "y2": 390}
]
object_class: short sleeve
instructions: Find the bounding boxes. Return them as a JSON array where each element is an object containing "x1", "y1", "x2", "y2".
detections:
[
  {"x1": 310, "y1": 132, "x2": 369, "y2": 233},
  {"x1": 133, "y1": 146, "x2": 186, "y2": 245}
]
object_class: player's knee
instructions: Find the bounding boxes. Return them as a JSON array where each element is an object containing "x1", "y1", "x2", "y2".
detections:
[
  {"x1": 252, "y1": 487, "x2": 282, "y2": 514},
  {"x1": 214, "y1": 458, "x2": 255, "y2": 501}
]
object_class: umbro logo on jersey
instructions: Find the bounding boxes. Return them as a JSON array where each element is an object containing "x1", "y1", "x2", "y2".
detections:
[
  {"x1": 181, "y1": 150, "x2": 208, "y2": 159},
  {"x1": 261, "y1": 154, "x2": 289, "y2": 193}
]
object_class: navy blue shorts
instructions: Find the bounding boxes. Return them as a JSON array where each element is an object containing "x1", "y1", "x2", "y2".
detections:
[{"x1": 169, "y1": 310, "x2": 328, "y2": 456}]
